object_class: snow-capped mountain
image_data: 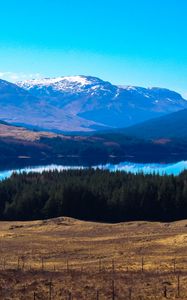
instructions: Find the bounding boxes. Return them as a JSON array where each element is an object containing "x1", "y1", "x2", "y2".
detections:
[
  {"x1": 0, "y1": 75, "x2": 186, "y2": 132},
  {"x1": 17, "y1": 76, "x2": 118, "y2": 108},
  {"x1": 0, "y1": 78, "x2": 103, "y2": 131},
  {"x1": 18, "y1": 75, "x2": 96, "y2": 92},
  {"x1": 17, "y1": 75, "x2": 187, "y2": 130}
]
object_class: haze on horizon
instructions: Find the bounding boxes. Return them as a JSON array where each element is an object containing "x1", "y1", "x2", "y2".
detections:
[{"x1": 0, "y1": 0, "x2": 187, "y2": 97}]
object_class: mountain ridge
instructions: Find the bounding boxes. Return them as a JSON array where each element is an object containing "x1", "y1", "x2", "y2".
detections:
[
  {"x1": 0, "y1": 75, "x2": 186, "y2": 132},
  {"x1": 119, "y1": 108, "x2": 187, "y2": 139}
]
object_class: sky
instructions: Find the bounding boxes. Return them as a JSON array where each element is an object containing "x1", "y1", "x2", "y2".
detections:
[{"x1": 0, "y1": 0, "x2": 187, "y2": 96}]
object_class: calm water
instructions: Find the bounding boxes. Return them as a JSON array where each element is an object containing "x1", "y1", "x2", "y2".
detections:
[{"x1": 0, "y1": 160, "x2": 187, "y2": 180}]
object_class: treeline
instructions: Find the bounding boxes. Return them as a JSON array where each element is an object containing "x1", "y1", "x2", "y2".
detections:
[
  {"x1": 1, "y1": 169, "x2": 187, "y2": 222},
  {"x1": 1, "y1": 133, "x2": 187, "y2": 165}
]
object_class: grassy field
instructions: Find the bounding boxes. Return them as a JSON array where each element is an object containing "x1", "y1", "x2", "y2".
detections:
[{"x1": 1, "y1": 217, "x2": 187, "y2": 299}]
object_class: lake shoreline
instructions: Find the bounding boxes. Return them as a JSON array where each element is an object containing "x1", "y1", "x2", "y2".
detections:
[{"x1": 0, "y1": 159, "x2": 187, "y2": 181}]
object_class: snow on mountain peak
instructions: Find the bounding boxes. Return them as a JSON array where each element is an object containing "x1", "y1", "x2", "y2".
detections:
[
  {"x1": 17, "y1": 75, "x2": 115, "y2": 97},
  {"x1": 62, "y1": 76, "x2": 92, "y2": 85},
  {"x1": 17, "y1": 75, "x2": 93, "y2": 90},
  {"x1": 120, "y1": 85, "x2": 138, "y2": 91}
]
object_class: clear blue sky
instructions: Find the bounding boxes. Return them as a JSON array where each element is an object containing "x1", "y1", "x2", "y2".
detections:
[{"x1": 0, "y1": 0, "x2": 187, "y2": 96}]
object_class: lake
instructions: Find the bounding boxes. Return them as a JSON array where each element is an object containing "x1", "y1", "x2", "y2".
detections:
[{"x1": 0, "y1": 160, "x2": 187, "y2": 180}]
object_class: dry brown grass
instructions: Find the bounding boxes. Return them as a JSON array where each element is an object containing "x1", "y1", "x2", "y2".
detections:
[
  {"x1": 1, "y1": 217, "x2": 187, "y2": 299},
  {"x1": 0, "y1": 124, "x2": 61, "y2": 141}
]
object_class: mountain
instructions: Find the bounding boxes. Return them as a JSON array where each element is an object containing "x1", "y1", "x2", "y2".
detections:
[
  {"x1": 0, "y1": 78, "x2": 103, "y2": 132},
  {"x1": 120, "y1": 109, "x2": 187, "y2": 140},
  {"x1": 16, "y1": 75, "x2": 187, "y2": 131},
  {"x1": 0, "y1": 76, "x2": 186, "y2": 133},
  {"x1": 0, "y1": 78, "x2": 38, "y2": 106}
]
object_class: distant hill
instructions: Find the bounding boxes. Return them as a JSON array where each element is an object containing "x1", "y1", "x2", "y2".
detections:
[
  {"x1": 120, "y1": 109, "x2": 187, "y2": 139},
  {"x1": 0, "y1": 76, "x2": 187, "y2": 133},
  {"x1": 1, "y1": 121, "x2": 187, "y2": 166}
]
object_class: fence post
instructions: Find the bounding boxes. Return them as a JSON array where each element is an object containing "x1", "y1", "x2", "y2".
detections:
[
  {"x1": 17, "y1": 257, "x2": 20, "y2": 270},
  {"x1": 112, "y1": 279, "x2": 115, "y2": 300},
  {"x1": 67, "y1": 260, "x2": 69, "y2": 273},
  {"x1": 99, "y1": 259, "x2": 101, "y2": 272},
  {"x1": 173, "y1": 258, "x2": 176, "y2": 273},
  {"x1": 112, "y1": 259, "x2": 115, "y2": 274},
  {"x1": 141, "y1": 257, "x2": 144, "y2": 272},
  {"x1": 177, "y1": 274, "x2": 180, "y2": 297},
  {"x1": 164, "y1": 285, "x2": 167, "y2": 298},
  {"x1": 22, "y1": 258, "x2": 25, "y2": 270},
  {"x1": 49, "y1": 279, "x2": 52, "y2": 300},
  {"x1": 68, "y1": 291, "x2": 72, "y2": 300},
  {"x1": 41, "y1": 257, "x2": 44, "y2": 271}
]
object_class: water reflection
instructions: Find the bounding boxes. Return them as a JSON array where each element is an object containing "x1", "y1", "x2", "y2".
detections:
[
  {"x1": 98, "y1": 161, "x2": 187, "y2": 175},
  {"x1": 0, "y1": 160, "x2": 187, "y2": 181}
]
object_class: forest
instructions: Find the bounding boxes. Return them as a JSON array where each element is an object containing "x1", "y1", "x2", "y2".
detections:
[{"x1": 1, "y1": 169, "x2": 187, "y2": 222}]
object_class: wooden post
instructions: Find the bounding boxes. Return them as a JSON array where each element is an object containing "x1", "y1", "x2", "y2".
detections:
[
  {"x1": 49, "y1": 280, "x2": 52, "y2": 300},
  {"x1": 112, "y1": 279, "x2": 115, "y2": 300},
  {"x1": 41, "y1": 257, "x2": 44, "y2": 271},
  {"x1": 141, "y1": 257, "x2": 144, "y2": 272},
  {"x1": 33, "y1": 291, "x2": 36, "y2": 300},
  {"x1": 22, "y1": 258, "x2": 25, "y2": 270},
  {"x1": 129, "y1": 288, "x2": 132, "y2": 300},
  {"x1": 173, "y1": 258, "x2": 176, "y2": 273},
  {"x1": 164, "y1": 285, "x2": 167, "y2": 298},
  {"x1": 112, "y1": 259, "x2": 115, "y2": 274},
  {"x1": 177, "y1": 274, "x2": 180, "y2": 297},
  {"x1": 96, "y1": 289, "x2": 99, "y2": 300},
  {"x1": 99, "y1": 259, "x2": 101, "y2": 272},
  {"x1": 23, "y1": 285, "x2": 26, "y2": 294},
  {"x1": 17, "y1": 257, "x2": 20, "y2": 270},
  {"x1": 68, "y1": 291, "x2": 72, "y2": 300}
]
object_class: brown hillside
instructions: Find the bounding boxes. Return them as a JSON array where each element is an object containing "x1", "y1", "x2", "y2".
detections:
[{"x1": 0, "y1": 218, "x2": 187, "y2": 299}]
